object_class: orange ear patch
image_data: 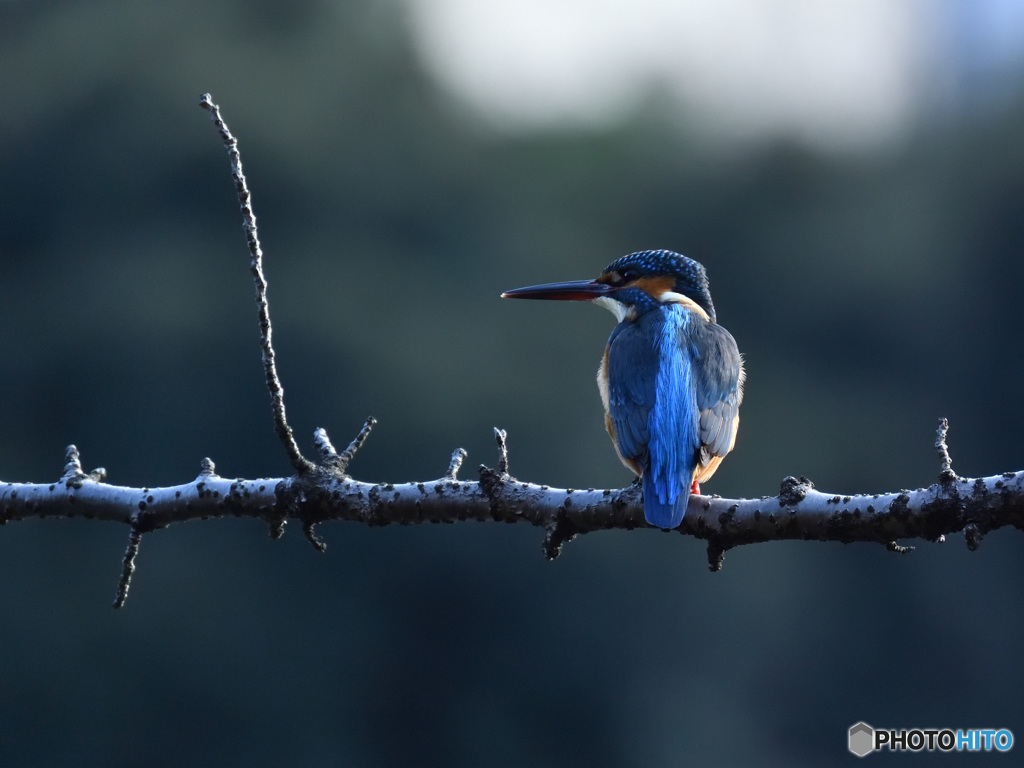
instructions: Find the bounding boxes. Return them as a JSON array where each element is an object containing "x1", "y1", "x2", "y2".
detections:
[{"x1": 632, "y1": 275, "x2": 676, "y2": 298}]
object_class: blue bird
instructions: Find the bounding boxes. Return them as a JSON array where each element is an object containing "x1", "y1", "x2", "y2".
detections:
[{"x1": 502, "y1": 250, "x2": 744, "y2": 529}]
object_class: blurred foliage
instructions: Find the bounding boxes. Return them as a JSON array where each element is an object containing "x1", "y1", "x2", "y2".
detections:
[{"x1": 2, "y1": 1, "x2": 1024, "y2": 766}]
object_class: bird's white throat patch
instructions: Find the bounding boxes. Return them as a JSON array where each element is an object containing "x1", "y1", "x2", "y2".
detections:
[{"x1": 593, "y1": 295, "x2": 634, "y2": 322}]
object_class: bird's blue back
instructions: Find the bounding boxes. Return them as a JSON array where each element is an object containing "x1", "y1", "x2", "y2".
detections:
[{"x1": 605, "y1": 301, "x2": 741, "y2": 528}]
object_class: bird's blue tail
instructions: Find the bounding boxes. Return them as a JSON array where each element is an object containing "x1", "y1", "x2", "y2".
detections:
[{"x1": 642, "y1": 472, "x2": 689, "y2": 529}]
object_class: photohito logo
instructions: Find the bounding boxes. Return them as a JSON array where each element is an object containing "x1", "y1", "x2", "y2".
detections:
[{"x1": 848, "y1": 722, "x2": 1014, "y2": 756}]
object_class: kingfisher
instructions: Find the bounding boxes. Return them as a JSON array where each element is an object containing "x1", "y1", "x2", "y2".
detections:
[{"x1": 502, "y1": 249, "x2": 744, "y2": 529}]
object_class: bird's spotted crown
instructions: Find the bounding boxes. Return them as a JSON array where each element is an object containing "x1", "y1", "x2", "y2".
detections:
[{"x1": 603, "y1": 250, "x2": 716, "y2": 321}]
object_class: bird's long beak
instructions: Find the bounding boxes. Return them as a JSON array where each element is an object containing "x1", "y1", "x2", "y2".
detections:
[{"x1": 501, "y1": 279, "x2": 612, "y2": 301}]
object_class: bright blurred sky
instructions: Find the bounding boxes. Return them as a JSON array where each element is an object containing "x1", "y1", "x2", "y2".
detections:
[{"x1": 403, "y1": 0, "x2": 1024, "y2": 152}]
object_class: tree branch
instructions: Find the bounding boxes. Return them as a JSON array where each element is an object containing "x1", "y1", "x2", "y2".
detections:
[
  {"x1": 3, "y1": 436, "x2": 1023, "y2": 572},
  {"x1": 199, "y1": 93, "x2": 314, "y2": 477},
  {"x1": 3, "y1": 95, "x2": 1021, "y2": 607}
]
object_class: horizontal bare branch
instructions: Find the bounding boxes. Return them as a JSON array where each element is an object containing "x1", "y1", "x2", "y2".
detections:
[{"x1": 3, "y1": 444, "x2": 1022, "y2": 560}]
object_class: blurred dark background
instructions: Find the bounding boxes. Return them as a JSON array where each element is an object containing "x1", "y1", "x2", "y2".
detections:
[{"x1": 2, "y1": 1, "x2": 1024, "y2": 765}]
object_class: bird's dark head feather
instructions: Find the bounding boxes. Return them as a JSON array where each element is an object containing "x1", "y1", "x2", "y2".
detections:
[{"x1": 598, "y1": 250, "x2": 716, "y2": 321}]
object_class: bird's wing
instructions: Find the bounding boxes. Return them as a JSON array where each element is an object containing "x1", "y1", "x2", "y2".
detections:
[
  {"x1": 691, "y1": 320, "x2": 744, "y2": 464},
  {"x1": 605, "y1": 321, "x2": 656, "y2": 470}
]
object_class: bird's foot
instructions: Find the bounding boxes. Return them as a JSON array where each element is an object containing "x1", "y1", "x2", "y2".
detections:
[{"x1": 691, "y1": 480, "x2": 701, "y2": 496}]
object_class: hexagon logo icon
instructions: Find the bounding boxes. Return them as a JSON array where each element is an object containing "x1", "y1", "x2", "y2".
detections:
[{"x1": 849, "y1": 722, "x2": 874, "y2": 757}]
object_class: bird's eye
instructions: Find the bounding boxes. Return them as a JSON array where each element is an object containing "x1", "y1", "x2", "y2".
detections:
[{"x1": 620, "y1": 268, "x2": 640, "y2": 283}]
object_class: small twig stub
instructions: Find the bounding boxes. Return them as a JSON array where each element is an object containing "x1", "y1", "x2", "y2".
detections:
[
  {"x1": 935, "y1": 418, "x2": 959, "y2": 483},
  {"x1": 113, "y1": 527, "x2": 143, "y2": 609}
]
